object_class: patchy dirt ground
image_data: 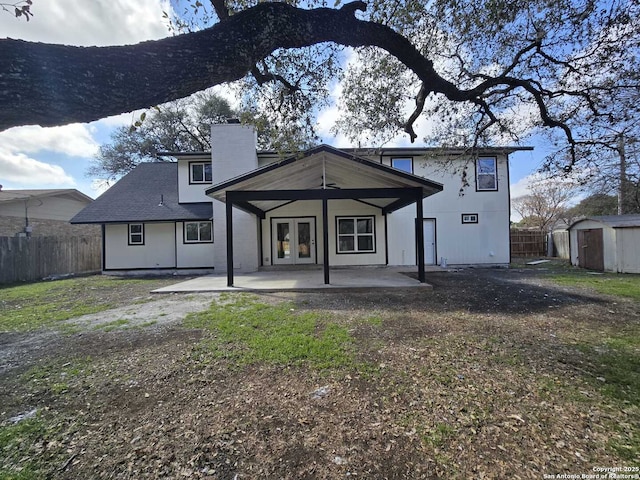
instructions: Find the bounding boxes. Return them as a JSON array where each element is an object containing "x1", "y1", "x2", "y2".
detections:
[{"x1": 1, "y1": 266, "x2": 639, "y2": 479}]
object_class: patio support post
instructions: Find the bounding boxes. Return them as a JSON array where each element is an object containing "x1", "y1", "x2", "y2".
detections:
[
  {"x1": 226, "y1": 194, "x2": 234, "y2": 287},
  {"x1": 415, "y1": 188, "x2": 425, "y2": 283},
  {"x1": 322, "y1": 197, "x2": 330, "y2": 284}
]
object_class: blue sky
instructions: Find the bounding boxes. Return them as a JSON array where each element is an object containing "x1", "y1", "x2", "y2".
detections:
[{"x1": 0, "y1": 0, "x2": 542, "y2": 207}]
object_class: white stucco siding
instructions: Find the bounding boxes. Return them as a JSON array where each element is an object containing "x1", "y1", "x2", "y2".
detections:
[
  {"x1": 177, "y1": 158, "x2": 212, "y2": 203},
  {"x1": 617, "y1": 228, "x2": 640, "y2": 273},
  {"x1": 386, "y1": 156, "x2": 510, "y2": 265},
  {"x1": 212, "y1": 202, "x2": 260, "y2": 272},
  {"x1": 385, "y1": 208, "x2": 416, "y2": 266},
  {"x1": 210, "y1": 125, "x2": 261, "y2": 273},
  {"x1": 104, "y1": 223, "x2": 176, "y2": 270},
  {"x1": 211, "y1": 124, "x2": 258, "y2": 179},
  {"x1": 175, "y1": 222, "x2": 215, "y2": 268}
]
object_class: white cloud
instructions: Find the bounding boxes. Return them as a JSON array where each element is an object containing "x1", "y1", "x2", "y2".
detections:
[
  {"x1": 1, "y1": 0, "x2": 171, "y2": 46},
  {"x1": 0, "y1": 149, "x2": 75, "y2": 186},
  {"x1": 0, "y1": 124, "x2": 99, "y2": 157},
  {"x1": 509, "y1": 174, "x2": 535, "y2": 200},
  {"x1": 0, "y1": 1, "x2": 176, "y2": 194}
]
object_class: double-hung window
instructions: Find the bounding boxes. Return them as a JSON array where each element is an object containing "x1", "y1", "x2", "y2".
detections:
[
  {"x1": 128, "y1": 223, "x2": 144, "y2": 245},
  {"x1": 184, "y1": 221, "x2": 213, "y2": 243},
  {"x1": 476, "y1": 157, "x2": 498, "y2": 191},
  {"x1": 337, "y1": 216, "x2": 375, "y2": 253},
  {"x1": 190, "y1": 162, "x2": 212, "y2": 184}
]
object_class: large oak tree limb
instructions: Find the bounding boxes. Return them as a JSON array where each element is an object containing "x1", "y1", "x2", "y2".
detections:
[
  {"x1": 0, "y1": 0, "x2": 569, "y2": 149},
  {"x1": 0, "y1": 1, "x2": 462, "y2": 131}
]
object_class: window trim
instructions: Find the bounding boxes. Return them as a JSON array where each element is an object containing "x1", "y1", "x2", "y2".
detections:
[
  {"x1": 461, "y1": 213, "x2": 479, "y2": 224},
  {"x1": 128, "y1": 223, "x2": 145, "y2": 246},
  {"x1": 189, "y1": 161, "x2": 213, "y2": 185},
  {"x1": 335, "y1": 216, "x2": 376, "y2": 254},
  {"x1": 183, "y1": 221, "x2": 213, "y2": 243},
  {"x1": 391, "y1": 157, "x2": 414, "y2": 174},
  {"x1": 475, "y1": 157, "x2": 498, "y2": 192}
]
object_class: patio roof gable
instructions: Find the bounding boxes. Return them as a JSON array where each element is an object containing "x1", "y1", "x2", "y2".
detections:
[{"x1": 205, "y1": 145, "x2": 443, "y2": 216}]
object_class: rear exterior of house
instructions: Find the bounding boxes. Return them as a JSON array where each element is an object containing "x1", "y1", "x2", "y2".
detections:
[
  {"x1": 569, "y1": 215, "x2": 640, "y2": 273},
  {"x1": 71, "y1": 123, "x2": 523, "y2": 275},
  {"x1": 71, "y1": 162, "x2": 215, "y2": 271}
]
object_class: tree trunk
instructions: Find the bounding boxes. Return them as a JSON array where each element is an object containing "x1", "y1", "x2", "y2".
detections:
[{"x1": 617, "y1": 133, "x2": 626, "y2": 215}]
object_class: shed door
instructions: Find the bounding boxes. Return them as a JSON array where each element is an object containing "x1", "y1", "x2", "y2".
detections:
[{"x1": 577, "y1": 228, "x2": 604, "y2": 271}]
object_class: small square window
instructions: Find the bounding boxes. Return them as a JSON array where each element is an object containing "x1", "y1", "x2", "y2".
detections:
[
  {"x1": 128, "y1": 223, "x2": 144, "y2": 245},
  {"x1": 391, "y1": 158, "x2": 413, "y2": 174},
  {"x1": 190, "y1": 162, "x2": 212, "y2": 184},
  {"x1": 462, "y1": 213, "x2": 478, "y2": 224}
]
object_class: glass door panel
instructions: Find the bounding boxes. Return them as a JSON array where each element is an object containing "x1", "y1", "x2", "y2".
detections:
[
  {"x1": 272, "y1": 218, "x2": 315, "y2": 265},
  {"x1": 276, "y1": 221, "x2": 291, "y2": 262},
  {"x1": 294, "y1": 219, "x2": 315, "y2": 264},
  {"x1": 297, "y1": 222, "x2": 311, "y2": 258}
]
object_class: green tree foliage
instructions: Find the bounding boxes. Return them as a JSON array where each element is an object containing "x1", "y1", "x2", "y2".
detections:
[
  {"x1": 566, "y1": 194, "x2": 619, "y2": 218},
  {"x1": 89, "y1": 91, "x2": 236, "y2": 181},
  {"x1": 151, "y1": 0, "x2": 640, "y2": 166}
]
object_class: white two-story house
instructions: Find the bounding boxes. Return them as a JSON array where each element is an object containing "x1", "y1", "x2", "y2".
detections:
[{"x1": 71, "y1": 123, "x2": 530, "y2": 285}]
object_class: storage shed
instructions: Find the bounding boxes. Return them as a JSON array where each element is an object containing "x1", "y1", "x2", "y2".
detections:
[{"x1": 568, "y1": 215, "x2": 640, "y2": 273}]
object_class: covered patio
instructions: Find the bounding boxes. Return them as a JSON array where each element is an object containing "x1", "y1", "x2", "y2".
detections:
[
  {"x1": 152, "y1": 265, "x2": 438, "y2": 293},
  {"x1": 206, "y1": 145, "x2": 443, "y2": 287}
]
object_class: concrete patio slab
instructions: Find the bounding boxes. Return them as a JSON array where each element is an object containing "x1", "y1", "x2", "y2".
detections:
[{"x1": 152, "y1": 266, "x2": 435, "y2": 293}]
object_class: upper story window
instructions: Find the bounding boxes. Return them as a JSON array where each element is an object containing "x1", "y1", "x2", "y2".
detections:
[
  {"x1": 190, "y1": 162, "x2": 212, "y2": 184},
  {"x1": 476, "y1": 157, "x2": 498, "y2": 191},
  {"x1": 391, "y1": 157, "x2": 413, "y2": 174},
  {"x1": 128, "y1": 223, "x2": 144, "y2": 245}
]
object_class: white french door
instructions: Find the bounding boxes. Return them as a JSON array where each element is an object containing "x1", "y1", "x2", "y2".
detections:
[{"x1": 272, "y1": 218, "x2": 316, "y2": 265}]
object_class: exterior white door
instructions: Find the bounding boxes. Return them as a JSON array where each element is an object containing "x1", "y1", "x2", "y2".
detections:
[
  {"x1": 272, "y1": 218, "x2": 316, "y2": 265},
  {"x1": 423, "y1": 219, "x2": 436, "y2": 265}
]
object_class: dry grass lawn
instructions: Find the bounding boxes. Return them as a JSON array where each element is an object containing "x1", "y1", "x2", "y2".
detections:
[{"x1": 0, "y1": 264, "x2": 638, "y2": 479}]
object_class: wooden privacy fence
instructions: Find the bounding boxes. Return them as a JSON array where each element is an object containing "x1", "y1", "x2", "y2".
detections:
[
  {"x1": 510, "y1": 229, "x2": 547, "y2": 257},
  {"x1": 551, "y1": 230, "x2": 570, "y2": 259},
  {"x1": 0, "y1": 235, "x2": 101, "y2": 284}
]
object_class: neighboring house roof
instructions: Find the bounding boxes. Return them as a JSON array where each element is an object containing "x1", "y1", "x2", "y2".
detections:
[
  {"x1": 569, "y1": 214, "x2": 640, "y2": 230},
  {"x1": 0, "y1": 188, "x2": 93, "y2": 204},
  {"x1": 205, "y1": 144, "x2": 444, "y2": 216},
  {"x1": 70, "y1": 163, "x2": 212, "y2": 224}
]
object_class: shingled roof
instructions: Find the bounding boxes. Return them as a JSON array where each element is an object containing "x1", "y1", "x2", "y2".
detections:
[{"x1": 70, "y1": 163, "x2": 212, "y2": 224}]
